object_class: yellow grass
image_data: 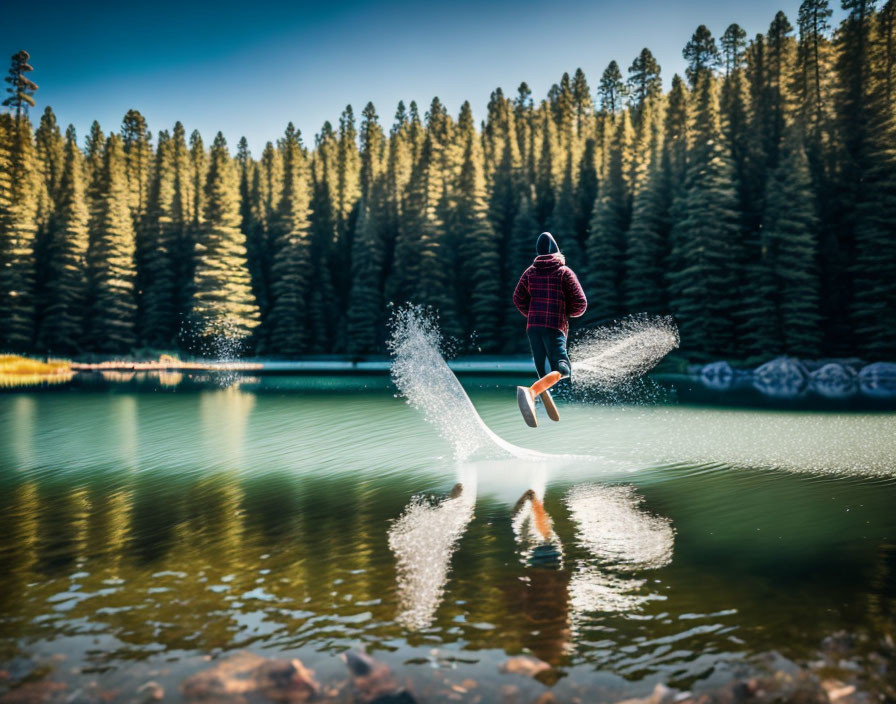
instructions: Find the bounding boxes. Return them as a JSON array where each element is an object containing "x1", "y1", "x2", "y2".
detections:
[{"x1": 0, "y1": 354, "x2": 74, "y2": 388}]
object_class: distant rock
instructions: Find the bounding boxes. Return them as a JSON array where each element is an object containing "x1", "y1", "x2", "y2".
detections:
[
  {"x1": 810, "y1": 363, "x2": 857, "y2": 399},
  {"x1": 752, "y1": 356, "x2": 808, "y2": 398},
  {"x1": 699, "y1": 361, "x2": 735, "y2": 391},
  {"x1": 858, "y1": 362, "x2": 896, "y2": 398}
]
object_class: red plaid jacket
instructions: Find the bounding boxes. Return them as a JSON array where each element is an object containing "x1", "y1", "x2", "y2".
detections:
[{"x1": 513, "y1": 254, "x2": 587, "y2": 337}]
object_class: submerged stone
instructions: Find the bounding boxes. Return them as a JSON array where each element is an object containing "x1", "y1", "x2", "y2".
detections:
[
  {"x1": 342, "y1": 651, "x2": 416, "y2": 704},
  {"x1": 181, "y1": 652, "x2": 317, "y2": 703}
]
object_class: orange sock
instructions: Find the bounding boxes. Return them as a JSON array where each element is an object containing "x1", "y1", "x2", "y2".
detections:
[{"x1": 530, "y1": 371, "x2": 562, "y2": 397}]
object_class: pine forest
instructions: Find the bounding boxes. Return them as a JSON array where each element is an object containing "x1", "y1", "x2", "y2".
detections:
[{"x1": 2, "y1": 0, "x2": 895, "y2": 362}]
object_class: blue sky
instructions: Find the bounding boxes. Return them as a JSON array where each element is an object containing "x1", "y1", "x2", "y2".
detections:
[{"x1": 3, "y1": 0, "x2": 844, "y2": 154}]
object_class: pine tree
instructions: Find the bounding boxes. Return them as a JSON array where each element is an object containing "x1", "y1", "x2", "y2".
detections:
[
  {"x1": 0, "y1": 114, "x2": 40, "y2": 350},
  {"x1": 880, "y1": 0, "x2": 896, "y2": 110},
  {"x1": 795, "y1": 0, "x2": 837, "y2": 351},
  {"x1": 514, "y1": 82, "x2": 537, "y2": 189},
  {"x1": 627, "y1": 48, "x2": 662, "y2": 112},
  {"x1": 586, "y1": 110, "x2": 633, "y2": 324},
  {"x1": 122, "y1": 110, "x2": 153, "y2": 223},
  {"x1": 265, "y1": 124, "x2": 311, "y2": 354},
  {"x1": 85, "y1": 134, "x2": 137, "y2": 352},
  {"x1": 245, "y1": 162, "x2": 269, "y2": 317},
  {"x1": 484, "y1": 88, "x2": 520, "y2": 262},
  {"x1": 182, "y1": 129, "x2": 207, "y2": 323},
  {"x1": 380, "y1": 103, "x2": 414, "y2": 302},
  {"x1": 455, "y1": 101, "x2": 501, "y2": 350},
  {"x1": 169, "y1": 122, "x2": 194, "y2": 329},
  {"x1": 763, "y1": 12, "x2": 796, "y2": 172},
  {"x1": 190, "y1": 132, "x2": 259, "y2": 345},
  {"x1": 797, "y1": 0, "x2": 833, "y2": 132},
  {"x1": 84, "y1": 121, "x2": 105, "y2": 221},
  {"x1": 850, "y1": 1, "x2": 896, "y2": 357},
  {"x1": 347, "y1": 102, "x2": 386, "y2": 353},
  {"x1": 308, "y1": 123, "x2": 338, "y2": 350},
  {"x1": 625, "y1": 99, "x2": 668, "y2": 314},
  {"x1": 571, "y1": 68, "x2": 593, "y2": 143},
  {"x1": 683, "y1": 25, "x2": 721, "y2": 87},
  {"x1": 3, "y1": 51, "x2": 38, "y2": 118},
  {"x1": 667, "y1": 75, "x2": 741, "y2": 358},
  {"x1": 833, "y1": 0, "x2": 877, "y2": 355},
  {"x1": 721, "y1": 24, "x2": 748, "y2": 76},
  {"x1": 390, "y1": 101, "x2": 440, "y2": 306},
  {"x1": 34, "y1": 106, "x2": 65, "y2": 208},
  {"x1": 761, "y1": 126, "x2": 823, "y2": 357},
  {"x1": 251, "y1": 139, "x2": 282, "y2": 320},
  {"x1": 32, "y1": 106, "x2": 64, "y2": 333},
  {"x1": 548, "y1": 151, "x2": 582, "y2": 267},
  {"x1": 35, "y1": 126, "x2": 89, "y2": 352},
  {"x1": 140, "y1": 129, "x2": 179, "y2": 348},
  {"x1": 534, "y1": 109, "x2": 556, "y2": 227},
  {"x1": 598, "y1": 61, "x2": 627, "y2": 112},
  {"x1": 502, "y1": 187, "x2": 539, "y2": 351},
  {"x1": 332, "y1": 105, "x2": 361, "y2": 346},
  {"x1": 574, "y1": 137, "x2": 599, "y2": 258},
  {"x1": 413, "y1": 98, "x2": 461, "y2": 339}
]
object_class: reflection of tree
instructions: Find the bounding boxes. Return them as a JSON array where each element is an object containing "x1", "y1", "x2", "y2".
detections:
[
  {"x1": 868, "y1": 543, "x2": 896, "y2": 637},
  {"x1": 388, "y1": 477, "x2": 476, "y2": 631},
  {"x1": 564, "y1": 484, "x2": 674, "y2": 622},
  {"x1": 38, "y1": 485, "x2": 91, "y2": 572},
  {"x1": 5, "y1": 395, "x2": 36, "y2": 468},
  {"x1": 198, "y1": 387, "x2": 256, "y2": 467},
  {"x1": 0, "y1": 482, "x2": 39, "y2": 625}
]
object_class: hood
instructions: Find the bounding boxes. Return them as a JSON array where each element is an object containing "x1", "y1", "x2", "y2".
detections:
[
  {"x1": 536, "y1": 231, "x2": 559, "y2": 255},
  {"x1": 532, "y1": 253, "x2": 566, "y2": 271}
]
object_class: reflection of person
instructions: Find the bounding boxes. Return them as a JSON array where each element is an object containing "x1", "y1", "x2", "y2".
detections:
[
  {"x1": 510, "y1": 488, "x2": 570, "y2": 664},
  {"x1": 513, "y1": 232, "x2": 587, "y2": 424},
  {"x1": 513, "y1": 489, "x2": 562, "y2": 567}
]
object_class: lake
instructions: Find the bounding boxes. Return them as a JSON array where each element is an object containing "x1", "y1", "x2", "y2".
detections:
[{"x1": 1, "y1": 370, "x2": 895, "y2": 703}]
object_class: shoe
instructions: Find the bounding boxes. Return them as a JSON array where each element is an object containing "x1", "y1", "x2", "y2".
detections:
[
  {"x1": 517, "y1": 386, "x2": 537, "y2": 427},
  {"x1": 540, "y1": 389, "x2": 559, "y2": 422}
]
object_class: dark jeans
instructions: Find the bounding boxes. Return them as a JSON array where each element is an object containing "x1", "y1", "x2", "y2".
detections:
[{"x1": 527, "y1": 327, "x2": 571, "y2": 379}]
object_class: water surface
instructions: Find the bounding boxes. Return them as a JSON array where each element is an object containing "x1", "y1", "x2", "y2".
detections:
[{"x1": 1, "y1": 374, "x2": 895, "y2": 701}]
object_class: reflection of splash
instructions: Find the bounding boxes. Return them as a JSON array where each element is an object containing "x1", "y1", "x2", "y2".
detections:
[
  {"x1": 389, "y1": 306, "x2": 548, "y2": 461},
  {"x1": 565, "y1": 484, "x2": 674, "y2": 616},
  {"x1": 388, "y1": 469, "x2": 477, "y2": 630}
]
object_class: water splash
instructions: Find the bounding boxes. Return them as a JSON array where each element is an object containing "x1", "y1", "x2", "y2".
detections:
[
  {"x1": 569, "y1": 315, "x2": 679, "y2": 400},
  {"x1": 389, "y1": 306, "x2": 546, "y2": 460},
  {"x1": 179, "y1": 317, "x2": 252, "y2": 388}
]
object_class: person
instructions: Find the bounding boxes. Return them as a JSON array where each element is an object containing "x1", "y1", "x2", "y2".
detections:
[{"x1": 512, "y1": 232, "x2": 587, "y2": 427}]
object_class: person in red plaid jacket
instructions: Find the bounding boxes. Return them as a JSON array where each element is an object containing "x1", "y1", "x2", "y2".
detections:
[{"x1": 512, "y1": 232, "x2": 587, "y2": 426}]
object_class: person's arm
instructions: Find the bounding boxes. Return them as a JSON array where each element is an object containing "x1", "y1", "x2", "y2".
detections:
[
  {"x1": 513, "y1": 270, "x2": 531, "y2": 317},
  {"x1": 563, "y1": 268, "x2": 587, "y2": 318}
]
